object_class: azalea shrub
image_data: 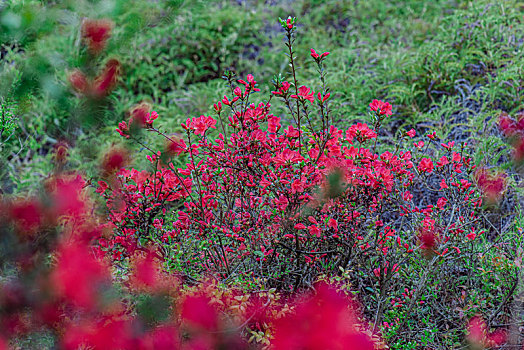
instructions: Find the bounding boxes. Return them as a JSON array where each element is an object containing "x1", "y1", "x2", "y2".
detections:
[
  {"x1": 95, "y1": 17, "x2": 520, "y2": 347},
  {"x1": 1, "y1": 168, "x2": 387, "y2": 349}
]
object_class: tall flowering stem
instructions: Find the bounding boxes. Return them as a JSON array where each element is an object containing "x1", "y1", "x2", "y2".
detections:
[{"x1": 281, "y1": 17, "x2": 302, "y2": 156}]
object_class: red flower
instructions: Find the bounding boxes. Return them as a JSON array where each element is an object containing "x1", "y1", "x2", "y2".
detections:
[
  {"x1": 418, "y1": 158, "x2": 434, "y2": 173},
  {"x1": 317, "y1": 92, "x2": 330, "y2": 103},
  {"x1": 467, "y1": 316, "x2": 507, "y2": 348},
  {"x1": 379, "y1": 102, "x2": 392, "y2": 116},
  {"x1": 441, "y1": 141, "x2": 455, "y2": 149},
  {"x1": 418, "y1": 227, "x2": 438, "y2": 257},
  {"x1": 116, "y1": 121, "x2": 130, "y2": 138},
  {"x1": 369, "y1": 99, "x2": 392, "y2": 116},
  {"x1": 347, "y1": 123, "x2": 377, "y2": 142},
  {"x1": 498, "y1": 111, "x2": 517, "y2": 137},
  {"x1": 139, "y1": 325, "x2": 179, "y2": 350},
  {"x1": 272, "y1": 149, "x2": 303, "y2": 168},
  {"x1": 68, "y1": 69, "x2": 90, "y2": 94},
  {"x1": 51, "y1": 241, "x2": 110, "y2": 309},
  {"x1": 181, "y1": 295, "x2": 218, "y2": 331},
  {"x1": 272, "y1": 284, "x2": 376, "y2": 350},
  {"x1": 45, "y1": 174, "x2": 87, "y2": 219},
  {"x1": 406, "y1": 129, "x2": 416, "y2": 138},
  {"x1": 437, "y1": 197, "x2": 447, "y2": 209},
  {"x1": 165, "y1": 135, "x2": 187, "y2": 157},
  {"x1": 128, "y1": 102, "x2": 157, "y2": 129},
  {"x1": 328, "y1": 218, "x2": 338, "y2": 232},
  {"x1": 101, "y1": 147, "x2": 129, "y2": 177},
  {"x1": 8, "y1": 199, "x2": 44, "y2": 238},
  {"x1": 62, "y1": 316, "x2": 133, "y2": 350},
  {"x1": 474, "y1": 168, "x2": 507, "y2": 203},
  {"x1": 0, "y1": 337, "x2": 7, "y2": 350},
  {"x1": 286, "y1": 17, "x2": 294, "y2": 29},
  {"x1": 190, "y1": 115, "x2": 217, "y2": 135},
  {"x1": 95, "y1": 180, "x2": 108, "y2": 194},
  {"x1": 92, "y1": 59, "x2": 121, "y2": 97},
  {"x1": 268, "y1": 115, "x2": 281, "y2": 133},
  {"x1": 308, "y1": 225, "x2": 321, "y2": 237},
  {"x1": 272, "y1": 81, "x2": 291, "y2": 96},
  {"x1": 513, "y1": 136, "x2": 524, "y2": 163},
  {"x1": 311, "y1": 48, "x2": 330, "y2": 60},
  {"x1": 81, "y1": 18, "x2": 113, "y2": 54},
  {"x1": 291, "y1": 85, "x2": 315, "y2": 104}
]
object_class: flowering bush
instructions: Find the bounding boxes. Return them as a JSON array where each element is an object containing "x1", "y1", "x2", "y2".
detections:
[
  {"x1": 0, "y1": 169, "x2": 381, "y2": 349},
  {"x1": 96, "y1": 16, "x2": 520, "y2": 347}
]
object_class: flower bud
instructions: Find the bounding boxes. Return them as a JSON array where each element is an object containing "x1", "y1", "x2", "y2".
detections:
[
  {"x1": 81, "y1": 18, "x2": 113, "y2": 54},
  {"x1": 92, "y1": 59, "x2": 121, "y2": 97},
  {"x1": 68, "y1": 70, "x2": 90, "y2": 94}
]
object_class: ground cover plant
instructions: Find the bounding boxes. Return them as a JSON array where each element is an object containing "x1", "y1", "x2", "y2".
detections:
[{"x1": 1, "y1": 0, "x2": 523, "y2": 349}]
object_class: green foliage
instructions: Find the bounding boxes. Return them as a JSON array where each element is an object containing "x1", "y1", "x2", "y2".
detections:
[
  {"x1": 3, "y1": 0, "x2": 523, "y2": 195},
  {"x1": 0, "y1": 96, "x2": 18, "y2": 143},
  {"x1": 124, "y1": 1, "x2": 264, "y2": 98}
]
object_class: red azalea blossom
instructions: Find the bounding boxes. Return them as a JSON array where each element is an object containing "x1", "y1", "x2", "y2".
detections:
[
  {"x1": 181, "y1": 295, "x2": 219, "y2": 331},
  {"x1": 418, "y1": 227, "x2": 438, "y2": 257},
  {"x1": 286, "y1": 17, "x2": 294, "y2": 29},
  {"x1": 418, "y1": 158, "x2": 434, "y2": 173},
  {"x1": 51, "y1": 241, "x2": 110, "y2": 309},
  {"x1": 165, "y1": 135, "x2": 187, "y2": 157},
  {"x1": 272, "y1": 81, "x2": 291, "y2": 96},
  {"x1": 116, "y1": 121, "x2": 130, "y2": 138},
  {"x1": 190, "y1": 115, "x2": 217, "y2": 135},
  {"x1": 311, "y1": 48, "x2": 330, "y2": 60},
  {"x1": 272, "y1": 284, "x2": 376, "y2": 350},
  {"x1": 46, "y1": 174, "x2": 87, "y2": 219},
  {"x1": 347, "y1": 123, "x2": 377, "y2": 142},
  {"x1": 62, "y1": 316, "x2": 134, "y2": 350},
  {"x1": 272, "y1": 148, "x2": 303, "y2": 168},
  {"x1": 513, "y1": 136, "x2": 524, "y2": 163},
  {"x1": 317, "y1": 92, "x2": 330, "y2": 103},
  {"x1": 268, "y1": 115, "x2": 281, "y2": 133},
  {"x1": 474, "y1": 168, "x2": 507, "y2": 203},
  {"x1": 467, "y1": 316, "x2": 507, "y2": 348},
  {"x1": 8, "y1": 199, "x2": 44, "y2": 237},
  {"x1": 101, "y1": 147, "x2": 129, "y2": 177},
  {"x1": 68, "y1": 69, "x2": 90, "y2": 94},
  {"x1": 92, "y1": 59, "x2": 121, "y2": 97},
  {"x1": 294, "y1": 223, "x2": 306, "y2": 230},
  {"x1": 128, "y1": 102, "x2": 158, "y2": 129},
  {"x1": 369, "y1": 99, "x2": 392, "y2": 116},
  {"x1": 81, "y1": 18, "x2": 113, "y2": 54},
  {"x1": 290, "y1": 85, "x2": 315, "y2": 104},
  {"x1": 441, "y1": 141, "x2": 455, "y2": 149}
]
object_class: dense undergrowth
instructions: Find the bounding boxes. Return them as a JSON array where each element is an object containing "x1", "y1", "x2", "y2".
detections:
[{"x1": 1, "y1": 0, "x2": 524, "y2": 349}]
